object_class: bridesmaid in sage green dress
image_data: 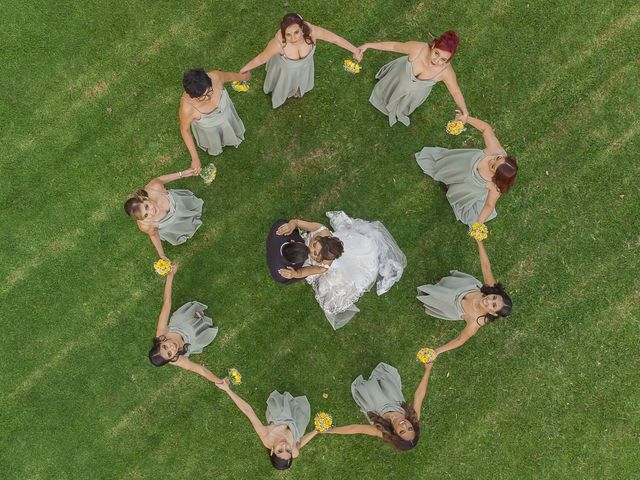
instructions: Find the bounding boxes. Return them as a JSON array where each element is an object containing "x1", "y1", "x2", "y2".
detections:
[
  {"x1": 415, "y1": 115, "x2": 519, "y2": 226},
  {"x1": 217, "y1": 379, "x2": 317, "y2": 470},
  {"x1": 359, "y1": 31, "x2": 468, "y2": 126},
  {"x1": 322, "y1": 361, "x2": 434, "y2": 451},
  {"x1": 179, "y1": 68, "x2": 249, "y2": 170},
  {"x1": 417, "y1": 239, "x2": 512, "y2": 358},
  {"x1": 124, "y1": 167, "x2": 203, "y2": 260},
  {"x1": 148, "y1": 263, "x2": 223, "y2": 383},
  {"x1": 239, "y1": 13, "x2": 361, "y2": 108}
]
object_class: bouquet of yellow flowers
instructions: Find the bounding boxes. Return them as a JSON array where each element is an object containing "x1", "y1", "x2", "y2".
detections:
[
  {"x1": 314, "y1": 412, "x2": 333, "y2": 432},
  {"x1": 228, "y1": 368, "x2": 242, "y2": 385},
  {"x1": 446, "y1": 119, "x2": 466, "y2": 136},
  {"x1": 468, "y1": 222, "x2": 489, "y2": 241},
  {"x1": 200, "y1": 163, "x2": 217, "y2": 185},
  {"x1": 231, "y1": 81, "x2": 250, "y2": 92},
  {"x1": 416, "y1": 347, "x2": 437, "y2": 364},
  {"x1": 343, "y1": 59, "x2": 361, "y2": 74},
  {"x1": 153, "y1": 259, "x2": 172, "y2": 276}
]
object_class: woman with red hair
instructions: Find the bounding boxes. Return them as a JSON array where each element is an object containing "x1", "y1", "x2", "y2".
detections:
[
  {"x1": 359, "y1": 31, "x2": 468, "y2": 126},
  {"x1": 240, "y1": 13, "x2": 361, "y2": 108},
  {"x1": 415, "y1": 114, "x2": 518, "y2": 226}
]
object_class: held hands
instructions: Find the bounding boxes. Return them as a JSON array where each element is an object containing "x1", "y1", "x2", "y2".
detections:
[
  {"x1": 455, "y1": 109, "x2": 469, "y2": 124},
  {"x1": 181, "y1": 166, "x2": 200, "y2": 178},
  {"x1": 190, "y1": 159, "x2": 202, "y2": 176},
  {"x1": 353, "y1": 48, "x2": 364, "y2": 62},
  {"x1": 214, "y1": 377, "x2": 231, "y2": 392},
  {"x1": 276, "y1": 221, "x2": 296, "y2": 236},
  {"x1": 278, "y1": 267, "x2": 299, "y2": 279},
  {"x1": 356, "y1": 44, "x2": 368, "y2": 57},
  {"x1": 168, "y1": 262, "x2": 180, "y2": 276},
  {"x1": 238, "y1": 71, "x2": 250, "y2": 82}
]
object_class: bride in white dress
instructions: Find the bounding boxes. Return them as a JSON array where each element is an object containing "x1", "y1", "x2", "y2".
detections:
[{"x1": 277, "y1": 211, "x2": 406, "y2": 329}]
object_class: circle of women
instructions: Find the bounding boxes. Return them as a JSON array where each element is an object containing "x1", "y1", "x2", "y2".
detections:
[{"x1": 123, "y1": 12, "x2": 520, "y2": 470}]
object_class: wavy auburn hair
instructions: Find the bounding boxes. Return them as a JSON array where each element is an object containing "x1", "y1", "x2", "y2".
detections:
[
  {"x1": 493, "y1": 156, "x2": 518, "y2": 194},
  {"x1": 280, "y1": 13, "x2": 314, "y2": 45},
  {"x1": 367, "y1": 402, "x2": 421, "y2": 451},
  {"x1": 431, "y1": 31, "x2": 461, "y2": 59}
]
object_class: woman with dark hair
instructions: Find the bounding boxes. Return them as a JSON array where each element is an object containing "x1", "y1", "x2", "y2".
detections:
[
  {"x1": 359, "y1": 31, "x2": 469, "y2": 126},
  {"x1": 276, "y1": 212, "x2": 406, "y2": 330},
  {"x1": 123, "y1": 169, "x2": 202, "y2": 260},
  {"x1": 239, "y1": 13, "x2": 361, "y2": 108},
  {"x1": 322, "y1": 361, "x2": 434, "y2": 451},
  {"x1": 179, "y1": 68, "x2": 248, "y2": 169},
  {"x1": 216, "y1": 379, "x2": 317, "y2": 470},
  {"x1": 415, "y1": 115, "x2": 518, "y2": 225},
  {"x1": 416, "y1": 239, "x2": 512, "y2": 357},
  {"x1": 148, "y1": 263, "x2": 222, "y2": 383}
]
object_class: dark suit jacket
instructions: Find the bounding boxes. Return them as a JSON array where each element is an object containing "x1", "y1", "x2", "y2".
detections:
[{"x1": 266, "y1": 219, "x2": 305, "y2": 284}]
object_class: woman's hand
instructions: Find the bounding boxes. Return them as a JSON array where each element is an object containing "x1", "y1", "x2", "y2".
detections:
[
  {"x1": 214, "y1": 377, "x2": 231, "y2": 392},
  {"x1": 168, "y1": 262, "x2": 179, "y2": 276},
  {"x1": 238, "y1": 71, "x2": 250, "y2": 81},
  {"x1": 278, "y1": 267, "x2": 299, "y2": 279},
  {"x1": 190, "y1": 158, "x2": 202, "y2": 175},
  {"x1": 181, "y1": 166, "x2": 200, "y2": 178},
  {"x1": 455, "y1": 109, "x2": 469, "y2": 124},
  {"x1": 353, "y1": 48, "x2": 364, "y2": 62},
  {"x1": 276, "y1": 221, "x2": 296, "y2": 236},
  {"x1": 160, "y1": 254, "x2": 171, "y2": 262}
]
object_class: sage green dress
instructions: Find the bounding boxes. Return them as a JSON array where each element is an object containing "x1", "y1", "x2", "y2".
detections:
[
  {"x1": 188, "y1": 89, "x2": 245, "y2": 156},
  {"x1": 369, "y1": 45, "x2": 447, "y2": 126},
  {"x1": 415, "y1": 147, "x2": 497, "y2": 226},
  {"x1": 351, "y1": 363, "x2": 405, "y2": 418},
  {"x1": 143, "y1": 190, "x2": 203, "y2": 245},
  {"x1": 266, "y1": 391, "x2": 311, "y2": 443},
  {"x1": 264, "y1": 44, "x2": 316, "y2": 109},
  {"x1": 416, "y1": 270, "x2": 482, "y2": 320},
  {"x1": 167, "y1": 301, "x2": 218, "y2": 355}
]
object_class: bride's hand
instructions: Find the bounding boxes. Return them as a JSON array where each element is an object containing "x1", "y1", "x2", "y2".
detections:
[
  {"x1": 278, "y1": 267, "x2": 298, "y2": 279},
  {"x1": 276, "y1": 221, "x2": 296, "y2": 236}
]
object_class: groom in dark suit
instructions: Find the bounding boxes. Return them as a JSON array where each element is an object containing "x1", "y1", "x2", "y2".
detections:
[{"x1": 266, "y1": 219, "x2": 305, "y2": 284}]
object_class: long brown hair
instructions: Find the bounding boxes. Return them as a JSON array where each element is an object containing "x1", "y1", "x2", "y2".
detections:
[
  {"x1": 367, "y1": 402, "x2": 421, "y2": 451},
  {"x1": 123, "y1": 189, "x2": 149, "y2": 220},
  {"x1": 280, "y1": 13, "x2": 314, "y2": 45},
  {"x1": 493, "y1": 156, "x2": 518, "y2": 193},
  {"x1": 317, "y1": 236, "x2": 344, "y2": 261}
]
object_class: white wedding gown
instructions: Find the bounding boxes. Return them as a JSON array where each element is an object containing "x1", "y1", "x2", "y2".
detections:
[{"x1": 305, "y1": 211, "x2": 407, "y2": 330}]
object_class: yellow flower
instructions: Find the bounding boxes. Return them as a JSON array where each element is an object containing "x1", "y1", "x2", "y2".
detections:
[
  {"x1": 153, "y1": 259, "x2": 172, "y2": 276},
  {"x1": 200, "y1": 163, "x2": 217, "y2": 185},
  {"x1": 343, "y1": 59, "x2": 361, "y2": 74},
  {"x1": 468, "y1": 222, "x2": 489, "y2": 241},
  {"x1": 228, "y1": 368, "x2": 242, "y2": 385},
  {"x1": 231, "y1": 81, "x2": 250, "y2": 92},
  {"x1": 314, "y1": 412, "x2": 333, "y2": 432},
  {"x1": 446, "y1": 120, "x2": 465, "y2": 135},
  {"x1": 416, "y1": 347, "x2": 436, "y2": 364}
]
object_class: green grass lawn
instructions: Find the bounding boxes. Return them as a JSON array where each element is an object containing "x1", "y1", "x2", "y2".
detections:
[{"x1": 2, "y1": 0, "x2": 639, "y2": 478}]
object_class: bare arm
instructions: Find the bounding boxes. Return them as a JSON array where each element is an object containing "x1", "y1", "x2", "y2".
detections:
[
  {"x1": 309, "y1": 24, "x2": 358, "y2": 55},
  {"x1": 210, "y1": 70, "x2": 249, "y2": 84},
  {"x1": 279, "y1": 264, "x2": 328, "y2": 280},
  {"x1": 412, "y1": 362, "x2": 434, "y2": 421},
  {"x1": 178, "y1": 102, "x2": 202, "y2": 171},
  {"x1": 476, "y1": 239, "x2": 497, "y2": 286},
  {"x1": 137, "y1": 223, "x2": 168, "y2": 260},
  {"x1": 358, "y1": 40, "x2": 423, "y2": 56},
  {"x1": 155, "y1": 265, "x2": 178, "y2": 336},
  {"x1": 476, "y1": 188, "x2": 500, "y2": 225},
  {"x1": 172, "y1": 356, "x2": 222, "y2": 383},
  {"x1": 322, "y1": 424, "x2": 382, "y2": 437},
  {"x1": 442, "y1": 69, "x2": 469, "y2": 121},
  {"x1": 240, "y1": 37, "x2": 282, "y2": 74},
  {"x1": 434, "y1": 321, "x2": 480, "y2": 356},
  {"x1": 298, "y1": 430, "x2": 319, "y2": 449},
  {"x1": 218, "y1": 381, "x2": 269, "y2": 442},
  {"x1": 464, "y1": 116, "x2": 504, "y2": 153}
]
